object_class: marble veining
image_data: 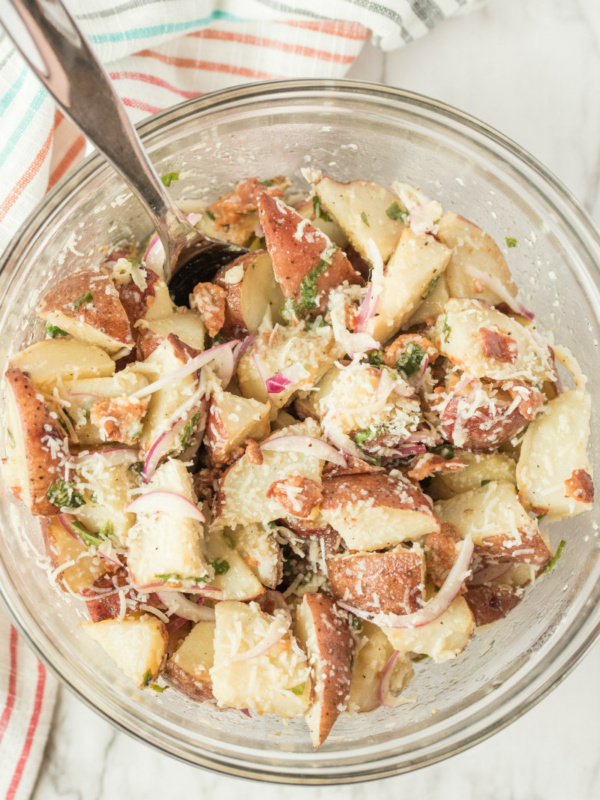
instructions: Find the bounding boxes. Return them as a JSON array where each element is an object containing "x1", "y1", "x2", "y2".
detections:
[{"x1": 32, "y1": 0, "x2": 600, "y2": 796}]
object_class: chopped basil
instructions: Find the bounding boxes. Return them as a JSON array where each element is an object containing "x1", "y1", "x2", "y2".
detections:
[
  {"x1": 396, "y1": 342, "x2": 426, "y2": 377},
  {"x1": 150, "y1": 683, "x2": 167, "y2": 693},
  {"x1": 180, "y1": 412, "x2": 202, "y2": 451},
  {"x1": 282, "y1": 245, "x2": 338, "y2": 321},
  {"x1": 290, "y1": 683, "x2": 305, "y2": 696},
  {"x1": 268, "y1": 521, "x2": 278, "y2": 530},
  {"x1": 385, "y1": 201, "x2": 408, "y2": 222},
  {"x1": 543, "y1": 540, "x2": 566, "y2": 573},
  {"x1": 312, "y1": 195, "x2": 332, "y2": 223},
  {"x1": 6, "y1": 427, "x2": 15, "y2": 447},
  {"x1": 156, "y1": 573, "x2": 207, "y2": 583},
  {"x1": 432, "y1": 218, "x2": 441, "y2": 226},
  {"x1": 47, "y1": 479, "x2": 85, "y2": 510},
  {"x1": 84, "y1": 405, "x2": 92, "y2": 422},
  {"x1": 360, "y1": 211, "x2": 370, "y2": 227},
  {"x1": 71, "y1": 521, "x2": 103, "y2": 549},
  {"x1": 205, "y1": 209, "x2": 216, "y2": 221},
  {"x1": 481, "y1": 479, "x2": 491, "y2": 486},
  {"x1": 368, "y1": 350, "x2": 384, "y2": 368},
  {"x1": 350, "y1": 614, "x2": 362, "y2": 631},
  {"x1": 128, "y1": 462, "x2": 144, "y2": 477},
  {"x1": 412, "y1": 653, "x2": 429, "y2": 662},
  {"x1": 45, "y1": 322, "x2": 68, "y2": 338},
  {"x1": 73, "y1": 291, "x2": 93, "y2": 311},
  {"x1": 160, "y1": 172, "x2": 180, "y2": 187},
  {"x1": 442, "y1": 310, "x2": 451, "y2": 342},
  {"x1": 536, "y1": 513, "x2": 546, "y2": 521},
  {"x1": 130, "y1": 424, "x2": 143, "y2": 442},
  {"x1": 436, "y1": 444, "x2": 455, "y2": 460},
  {"x1": 143, "y1": 670, "x2": 153, "y2": 687},
  {"x1": 90, "y1": 492, "x2": 98, "y2": 504},
  {"x1": 354, "y1": 425, "x2": 386, "y2": 447},
  {"x1": 505, "y1": 237, "x2": 518, "y2": 248},
  {"x1": 99, "y1": 521, "x2": 114, "y2": 539},
  {"x1": 223, "y1": 533, "x2": 236, "y2": 550},
  {"x1": 212, "y1": 558, "x2": 230, "y2": 575},
  {"x1": 260, "y1": 179, "x2": 274, "y2": 187},
  {"x1": 423, "y1": 274, "x2": 440, "y2": 299}
]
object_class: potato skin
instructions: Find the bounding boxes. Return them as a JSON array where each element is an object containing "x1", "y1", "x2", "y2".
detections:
[
  {"x1": 327, "y1": 548, "x2": 424, "y2": 614},
  {"x1": 464, "y1": 584, "x2": 521, "y2": 626},
  {"x1": 439, "y1": 390, "x2": 530, "y2": 451},
  {"x1": 111, "y1": 267, "x2": 165, "y2": 325},
  {"x1": 321, "y1": 472, "x2": 434, "y2": 517},
  {"x1": 5, "y1": 368, "x2": 66, "y2": 516},
  {"x1": 163, "y1": 660, "x2": 215, "y2": 702},
  {"x1": 476, "y1": 530, "x2": 551, "y2": 567}
]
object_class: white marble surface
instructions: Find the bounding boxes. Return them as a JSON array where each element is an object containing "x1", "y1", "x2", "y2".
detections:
[{"x1": 33, "y1": 0, "x2": 600, "y2": 797}]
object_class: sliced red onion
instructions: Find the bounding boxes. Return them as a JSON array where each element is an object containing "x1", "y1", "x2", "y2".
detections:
[
  {"x1": 264, "y1": 363, "x2": 309, "y2": 395},
  {"x1": 260, "y1": 435, "x2": 347, "y2": 466},
  {"x1": 344, "y1": 331, "x2": 380, "y2": 358},
  {"x1": 58, "y1": 513, "x2": 85, "y2": 546},
  {"x1": 377, "y1": 651, "x2": 410, "y2": 709},
  {"x1": 339, "y1": 536, "x2": 474, "y2": 629},
  {"x1": 229, "y1": 610, "x2": 291, "y2": 663},
  {"x1": 355, "y1": 283, "x2": 380, "y2": 333},
  {"x1": 67, "y1": 392, "x2": 103, "y2": 401},
  {"x1": 183, "y1": 585, "x2": 222, "y2": 599},
  {"x1": 142, "y1": 401, "x2": 204, "y2": 482},
  {"x1": 132, "y1": 341, "x2": 239, "y2": 400},
  {"x1": 465, "y1": 265, "x2": 534, "y2": 320},
  {"x1": 232, "y1": 333, "x2": 257, "y2": 366},
  {"x1": 324, "y1": 425, "x2": 365, "y2": 460},
  {"x1": 126, "y1": 490, "x2": 205, "y2": 521},
  {"x1": 411, "y1": 354, "x2": 430, "y2": 392},
  {"x1": 96, "y1": 543, "x2": 123, "y2": 567},
  {"x1": 391, "y1": 444, "x2": 427, "y2": 458},
  {"x1": 76, "y1": 447, "x2": 140, "y2": 468},
  {"x1": 469, "y1": 562, "x2": 512, "y2": 586},
  {"x1": 241, "y1": 708, "x2": 252, "y2": 718},
  {"x1": 157, "y1": 591, "x2": 215, "y2": 622}
]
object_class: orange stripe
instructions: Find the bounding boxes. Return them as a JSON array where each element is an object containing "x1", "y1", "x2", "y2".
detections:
[
  {"x1": 47, "y1": 134, "x2": 86, "y2": 191},
  {"x1": 187, "y1": 29, "x2": 356, "y2": 63},
  {"x1": 277, "y1": 19, "x2": 369, "y2": 40},
  {"x1": 135, "y1": 49, "x2": 281, "y2": 80},
  {"x1": 6, "y1": 662, "x2": 46, "y2": 800},
  {"x1": 110, "y1": 71, "x2": 199, "y2": 99},
  {"x1": 0, "y1": 117, "x2": 56, "y2": 223},
  {"x1": 122, "y1": 96, "x2": 163, "y2": 114}
]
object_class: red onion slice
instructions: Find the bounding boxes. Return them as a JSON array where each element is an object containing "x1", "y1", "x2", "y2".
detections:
[
  {"x1": 377, "y1": 651, "x2": 412, "y2": 709},
  {"x1": 264, "y1": 363, "x2": 309, "y2": 395},
  {"x1": 339, "y1": 536, "x2": 474, "y2": 629},
  {"x1": 391, "y1": 444, "x2": 427, "y2": 458},
  {"x1": 324, "y1": 426, "x2": 365, "y2": 461},
  {"x1": 232, "y1": 333, "x2": 257, "y2": 366},
  {"x1": 260, "y1": 435, "x2": 346, "y2": 466},
  {"x1": 241, "y1": 708, "x2": 252, "y2": 718},
  {"x1": 465, "y1": 266, "x2": 534, "y2": 320},
  {"x1": 126, "y1": 490, "x2": 205, "y2": 521},
  {"x1": 75, "y1": 447, "x2": 140, "y2": 468},
  {"x1": 157, "y1": 591, "x2": 215, "y2": 622},
  {"x1": 229, "y1": 610, "x2": 291, "y2": 663},
  {"x1": 142, "y1": 400, "x2": 205, "y2": 482},
  {"x1": 132, "y1": 341, "x2": 239, "y2": 399},
  {"x1": 355, "y1": 283, "x2": 380, "y2": 333}
]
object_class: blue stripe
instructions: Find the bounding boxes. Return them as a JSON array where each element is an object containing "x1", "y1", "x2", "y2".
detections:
[
  {"x1": 88, "y1": 9, "x2": 243, "y2": 43},
  {"x1": 0, "y1": 87, "x2": 46, "y2": 169},
  {"x1": 0, "y1": 65, "x2": 28, "y2": 119}
]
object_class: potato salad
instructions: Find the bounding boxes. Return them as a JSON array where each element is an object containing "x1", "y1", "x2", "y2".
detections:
[{"x1": 2, "y1": 170, "x2": 594, "y2": 749}]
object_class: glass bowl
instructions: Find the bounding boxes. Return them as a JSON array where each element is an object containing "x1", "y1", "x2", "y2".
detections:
[{"x1": 0, "y1": 79, "x2": 599, "y2": 784}]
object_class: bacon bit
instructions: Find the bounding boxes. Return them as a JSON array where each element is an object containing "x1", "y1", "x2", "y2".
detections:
[
  {"x1": 245, "y1": 555, "x2": 260, "y2": 567},
  {"x1": 408, "y1": 452, "x2": 466, "y2": 481},
  {"x1": 425, "y1": 523, "x2": 466, "y2": 591},
  {"x1": 565, "y1": 469, "x2": 594, "y2": 503},
  {"x1": 191, "y1": 282, "x2": 226, "y2": 338},
  {"x1": 206, "y1": 176, "x2": 287, "y2": 230},
  {"x1": 89, "y1": 396, "x2": 149, "y2": 446},
  {"x1": 472, "y1": 277, "x2": 486, "y2": 294},
  {"x1": 193, "y1": 468, "x2": 219, "y2": 504},
  {"x1": 384, "y1": 333, "x2": 439, "y2": 369},
  {"x1": 503, "y1": 380, "x2": 544, "y2": 420},
  {"x1": 323, "y1": 454, "x2": 383, "y2": 478},
  {"x1": 424, "y1": 315, "x2": 437, "y2": 327},
  {"x1": 266, "y1": 475, "x2": 323, "y2": 519},
  {"x1": 277, "y1": 639, "x2": 291, "y2": 653},
  {"x1": 9, "y1": 485, "x2": 23, "y2": 501},
  {"x1": 245, "y1": 438, "x2": 263, "y2": 465},
  {"x1": 479, "y1": 327, "x2": 518, "y2": 364}
]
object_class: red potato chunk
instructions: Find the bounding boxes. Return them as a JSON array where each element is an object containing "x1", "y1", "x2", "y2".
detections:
[
  {"x1": 476, "y1": 530, "x2": 551, "y2": 567},
  {"x1": 82, "y1": 568, "x2": 161, "y2": 623},
  {"x1": 464, "y1": 584, "x2": 521, "y2": 627},
  {"x1": 408, "y1": 452, "x2": 466, "y2": 482},
  {"x1": 207, "y1": 176, "x2": 286, "y2": 231},
  {"x1": 564, "y1": 469, "x2": 594, "y2": 504},
  {"x1": 266, "y1": 475, "x2": 323, "y2": 519},
  {"x1": 190, "y1": 282, "x2": 227, "y2": 338},
  {"x1": 425, "y1": 523, "x2": 465, "y2": 590},
  {"x1": 257, "y1": 193, "x2": 362, "y2": 319},
  {"x1": 479, "y1": 327, "x2": 518, "y2": 364},
  {"x1": 327, "y1": 548, "x2": 424, "y2": 615},
  {"x1": 112, "y1": 267, "x2": 166, "y2": 325}
]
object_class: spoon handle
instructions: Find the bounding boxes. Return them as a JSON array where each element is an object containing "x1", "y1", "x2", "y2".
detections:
[{"x1": 1, "y1": 0, "x2": 191, "y2": 255}]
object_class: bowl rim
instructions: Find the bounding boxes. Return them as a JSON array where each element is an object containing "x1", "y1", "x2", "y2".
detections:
[{"x1": 2, "y1": 77, "x2": 600, "y2": 784}]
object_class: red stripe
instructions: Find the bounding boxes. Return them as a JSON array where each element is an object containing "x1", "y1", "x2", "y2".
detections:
[
  {"x1": 187, "y1": 29, "x2": 356, "y2": 64},
  {"x1": 110, "y1": 71, "x2": 199, "y2": 100},
  {"x1": 0, "y1": 626, "x2": 18, "y2": 748},
  {"x1": 277, "y1": 19, "x2": 369, "y2": 40},
  {"x1": 135, "y1": 49, "x2": 280, "y2": 80},
  {"x1": 6, "y1": 662, "x2": 46, "y2": 800},
  {"x1": 122, "y1": 96, "x2": 163, "y2": 115},
  {"x1": 47, "y1": 134, "x2": 86, "y2": 191}
]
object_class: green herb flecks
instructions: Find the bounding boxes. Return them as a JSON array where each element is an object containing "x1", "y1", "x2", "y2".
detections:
[
  {"x1": 350, "y1": 614, "x2": 362, "y2": 631},
  {"x1": 156, "y1": 573, "x2": 207, "y2": 584},
  {"x1": 312, "y1": 195, "x2": 332, "y2": 223},
  {"x1": 129, "y1": 462, "x2": 144, "y2": 477},
  {"x1": 436, "y1": 444, "x2": 455, "y2": 460},
  {"x1": 73, "y1": 291, "x2": 93, "y2": 312},
  {"x1": 71, "y1": 521, "x2": 104, "y2": 549},
  {"x1": 45, "y1": 322, "x2": 68, "y2": 338},
  {"x1": 412, "y1": 653, "x2": 429, "y2": 663},
  {"x1": 281, "y1": 245, "x2": 338, "y2": 321},
  {"x1": 354, "y1": 425, "x2": 386, "y2": 447},
  {"x1": 505, "y1": 237, "x2": 518, "y2": 248},
  {"x1": 423, "y1": 274, "x2": 440, "y2": 299},
  {"x1": 180, "y1": 412, "x2": 202, "y2": 451},
  {"x1": 386, "y1": 201, "x2": 409, "y2": 222},
  {"x1": 98, "y1": 521, "x2": 114, "y2": 540},
  {"x1": 368, "y1": 350, "x2": 384, "y2": 368},
  {"x1": 396, "y1": 342, "x2": 426, "y2": 377},
  {"x1": 481, "y1": 479, "x2": 491, "y2": 487},
  {"x1": 47, "y1": 479, "x2": 85, "y2": 510},
  {"x1": 223, "y1": 533, "x2": 236, "y2": 550},
  {"x1": 212, "y1": 558, "x2": 230, "y2": 576},
  {"x1": 6, "y1": 428, "x2": 15, "y2": 447},
  {"x1": 205, "y1": 209, "x2": 216, "y2": 221},
  {"x1": 260, "y1": 179, "x2": 274, "y2": 187},
  {"x1": 360, "y1": 211, "x2": 370, "y2": 227},
  {"x1": 160, "y1": 172, "x2": 180, "y2": 187},
  {"x1": 143, "y1": 670, "x2": 153, "y2": 687},
  {"x1": 536, "y1": 513, "x2": 546, "y2": 521},
  {"x1": 150, "y1": 683, "x2": 167, "y2": 693},
  {"x1": 290, "y1": 683, "x2": 305, "y2": 696},
  {"x1": 543, "y1": 540, "x2": 566, "y2": 573},
  {"x1": 442, "y1": 310, "x2": 451, "y2": 342}
]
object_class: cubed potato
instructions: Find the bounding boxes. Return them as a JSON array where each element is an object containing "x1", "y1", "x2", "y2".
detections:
[
  {"x1": 204, "y1": 529, "x2": 264, "y2": 601},
  {"x1": 257, "y1": 193, "x2": 362, "y2": 319},
  {"x1": 135, "y1": 311, "x2": 206, "y2": 358},
  {"x1": 406, "y1": 271, "x2": 449, "y2": 327},
  {"x1": 385, "y1": 592, "x2": 475, "y2": 663},
  {"x1": 327, "y1": 547, "x2": 425, "y2": 615},
  {"x1": 437, "y1": 213, "x2": 518, "y2": 305},
  {"x1": 113, "y1": 264, "x2": 175, "y2": 323},
  {"x1": 435, "y1": 481, "x2": 551, "y2": 566},
  {"x1": 4, "y1": 368, "x2": 67, "y2": 516},
  {"x1": 214, "y1": 251, "x2": 285, "y2": 336},
  {"x1": 294, "y1": 364, "x2": 344, "y2": 423},
  {"x1": 42, "y1": 516, "x2": 107, "y2": 592},
  {"x1": 364, "y1": 228, "x2": 451, "y2": 344},
  {"x1": 294, "y1": 197, "x2": 349, "y2": 249},
  {"x1": 348, "y1": 621, "x2": 402, "y2": 714},
  {"x1": 37, "y1": 270, "x2": 134, "y2": 355},
  {"x1": 215, "y1": 420, "x2": 324, "y2": 529},
  {"x1": 295, "y1": 593, "x2": 354, "y2": 749},
  {"x1": 432, "y1": 298, "x2": 555, "y2": 385},
  {"x1": 517, "y1": 390, "x2": 593, "y2": 520},
  {"x1": 163, "y1": 620, "x2": 216, "y2": 701},
  {"x1": 430, "y1": 451, "x2": 517, "y2": 499},
  {"x1": 237, "y1": 324, "x2": 342, "y2": 413},
  {"x1": 127, "y1": 459, "x2": 208, "y2": 587},
  {"x1": 10, "y1": 339, "x2": 115, "y2": 387},
  {"x1": 320, "y1": 471, "x2": 439, "y2": 551},
  {"x1": 311, "y1": 175, "x2": 405, "y2": 263},
  {"x1": 212, "y1": 600, "x2": 311, "y2": 717},
  {"x1": 205, "y1": 385, "x2": 270, "y2": 467},
  {"x1": 227, "y1": 523, "x2": 282, "y2": 589},
  {"x1": 82, "y1": 612, "x2": 168, "y2": 687}
]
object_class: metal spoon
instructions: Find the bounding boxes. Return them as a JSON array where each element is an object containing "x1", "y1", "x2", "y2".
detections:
[{"x1": 1, "y1": 0, "x2": 247, "y2": 305}]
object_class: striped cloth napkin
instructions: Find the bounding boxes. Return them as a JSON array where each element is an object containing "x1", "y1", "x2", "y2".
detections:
[{"x1": 0, "y1": 1, "x2": 480, "y2": 796}]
